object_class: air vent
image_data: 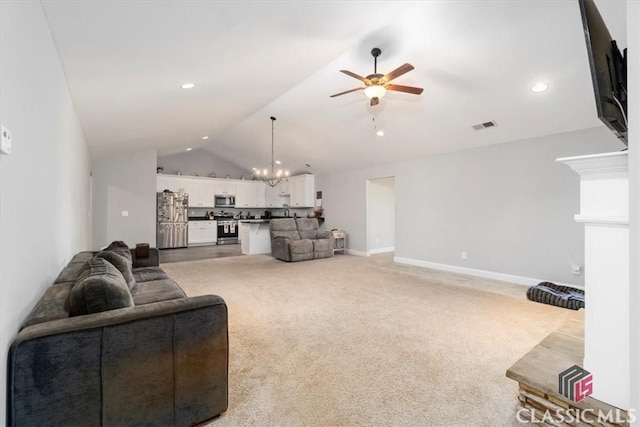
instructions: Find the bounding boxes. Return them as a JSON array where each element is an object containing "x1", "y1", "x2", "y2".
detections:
[{"x1": 472, "y1": 120, "x2": 497, "y2": 130}]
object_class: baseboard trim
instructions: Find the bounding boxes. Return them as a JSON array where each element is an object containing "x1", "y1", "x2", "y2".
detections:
[
  {"x1": 347, "y1": 249, "x2": 369, "y2": 257},
  {"x1": 392, "y1": 257, "x2": 583, "y2": 289},
  {"x1": 369, "y1": 247, "x2": 395, "y2": 254}
]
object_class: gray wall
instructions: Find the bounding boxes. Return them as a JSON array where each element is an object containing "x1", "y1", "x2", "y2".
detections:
[
  {"x1": 368, "y1": 177, "x2": 395, "y2": 252},
  {"x1": 0, "y1": 2, "x2": 92, "y2": 422},
  {"x1": 158, "y1": 149, "x2": 247, "y2": 179},
  {"x1": 317, "y1": 127, "x2": 621, "y2": 286},
  {"x1": 92, "y1": 150, "x2": 157, "y2": 249}
]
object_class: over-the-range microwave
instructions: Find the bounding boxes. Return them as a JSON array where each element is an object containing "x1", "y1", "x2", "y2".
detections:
[{"x1": 215, "y1": 195, "x2": 235, "y2": 208}]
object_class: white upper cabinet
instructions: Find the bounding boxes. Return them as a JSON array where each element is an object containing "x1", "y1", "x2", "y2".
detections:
[
  {"x1": 289, "y1": 175, "x2": 315, "y2": 207},
  {"x1": 156, "y1": 175, "x2": 183, "y2": 193},
  {"x1": 235, "y1": 181, "x2": 266, "y2": 208},
  {"x1": 156, "y1": 175, "x2": 313, "y2": 208},
  {"x1": 265, "y1": 179, "x2": 291, "y2": 208},
  {"x1": 213, "y1": 180, "x2": 236, "y2": 196},
  {"x1": 185, "y1": 179, "x2": 215, "y2": 208}
]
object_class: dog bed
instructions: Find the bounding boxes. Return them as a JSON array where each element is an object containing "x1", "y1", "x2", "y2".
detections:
[{"x1": 526, "y1": 281, "x2": 585, "y2": 310}]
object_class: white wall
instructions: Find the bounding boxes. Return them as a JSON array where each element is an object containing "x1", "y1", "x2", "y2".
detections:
[
  {"x1": 317, "y1": 127, "x2": 621, "y2": 286},
  {"x1": 0, "y1": 2, "x2": 92, "y2": 423},
  {"x1": 92, "y1": 150, "x2": 157, "y2": 249},
  {"x1": 158, "y1": 149, "x2": 247, "y2": 179},
  {"x1": 368, "y1": 177, "x2": 395, "y2": 253},
  {"x1": 626, "y1": 0, "x2": 639, "y2": 419}
]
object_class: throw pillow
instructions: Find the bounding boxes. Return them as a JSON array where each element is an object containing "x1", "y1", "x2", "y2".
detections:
[
  {"x1": 94, "y1": 250, "x2": 137, "y2": 293},
  {"x1": 104, "y1": 240, "x2": 132, "y2": 262},
  {"x1": 69, "y1": 257, "x2": 134, "y2": 316}
]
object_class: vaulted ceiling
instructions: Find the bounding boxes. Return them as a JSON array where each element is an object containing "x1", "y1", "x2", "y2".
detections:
[{"x1": 41, "y1": 0, "x2": 627, "y2": 175}]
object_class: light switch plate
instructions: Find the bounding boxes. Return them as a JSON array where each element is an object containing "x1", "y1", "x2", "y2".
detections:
[
  {"x1": 122, "y1": 210, "x2": 129, "y2": 217},
  {"x1": 1, "y1": 125, "x2": 12, "y2": 155}
]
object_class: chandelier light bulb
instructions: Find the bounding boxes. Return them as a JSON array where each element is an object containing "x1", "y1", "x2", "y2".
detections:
[
  {"x1": 263, "y1": 169, "x2": 268, "y2": 176},
  {"x1": 285, "y1": 171, "x2": 290, "y2": 177}
]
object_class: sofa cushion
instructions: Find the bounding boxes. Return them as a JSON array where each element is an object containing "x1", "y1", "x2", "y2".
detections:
[
  {"x1": 312, "y1": 238, "x2": 332, "y2": 253},
  {"x1": 295, "y1": 218, "x2": 320, "y2": 240},
  {"x1": 132, "y1": 278, "x2": 187, "y2": 305},
  {"x1": 270, "y1": 219, "x2": 300, "y2": 241},
  {"x1": 132, "y1": 266, "x2": 170, "y2": 283},
  {"x1": 104, "y1": 240, "x2": 133, "y2": 262},
  {"x1": 69, "y1": 257, "x2": 134, "y2": 316},
  {"x1": 54, "y1": 252, "x2": 94, "y2": 283},
  {"x1": 289, "y1": 239, "x2": 314, "y2": 261},
  {"x1": 95, "y1": 250, "x2": 137, "y2": 293}
]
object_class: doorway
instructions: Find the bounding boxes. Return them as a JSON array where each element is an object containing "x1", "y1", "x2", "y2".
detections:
[{"x1": 366, "y1": 177, "x2": 396, "y2": 255}]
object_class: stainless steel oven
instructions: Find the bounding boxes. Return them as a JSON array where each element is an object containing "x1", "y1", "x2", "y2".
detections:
[{"x1": 217, "y1": 220, "x2": 238, "y2": 245}]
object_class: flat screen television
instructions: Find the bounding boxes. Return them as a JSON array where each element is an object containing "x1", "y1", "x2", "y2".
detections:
[{"x1": 578, "y1": 0, "x2": 628, "y2": 145}]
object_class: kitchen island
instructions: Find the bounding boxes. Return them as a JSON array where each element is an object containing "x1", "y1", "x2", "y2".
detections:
[{"x1": 239, "y1": 220, "x2": 272, "y2": 255}]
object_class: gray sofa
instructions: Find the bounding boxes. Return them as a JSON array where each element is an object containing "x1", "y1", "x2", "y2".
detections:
[
  {"x1": 7, "y1": 242, "x2": 228, "y2": 427},
  {"x1": 270, "y1": 218, "x2": 334, "y2": 262}
]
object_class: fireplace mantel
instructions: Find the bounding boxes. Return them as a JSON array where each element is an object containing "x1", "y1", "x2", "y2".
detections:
[{"x1": 557, "y1": 150, "x2": 630, "y2": 410}]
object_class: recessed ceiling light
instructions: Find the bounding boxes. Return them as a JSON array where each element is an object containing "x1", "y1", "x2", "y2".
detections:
[
  {"x1": 376, "y1": 130, "x2": 385, "y2": 136},
  {"x1": 202, "y1": 136, "x2": 209, "y2": 140},
  {"x1": 531, "y1": 82, "x2": 548, "y2": 93},
  {"x1": 252, "y1": 167, "x2": 257, "y2": 171},
  {"x1": 181, "y1": 83, "x2": 196, "y2": 89},
  {"x1": 275, "y1": 160, "x2": 281, "y2": 165},
  {"x1": 186, "y1": 147, "x2": 193, "y2": 151}
]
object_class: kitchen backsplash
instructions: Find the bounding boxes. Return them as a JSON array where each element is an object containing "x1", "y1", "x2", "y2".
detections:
[{"x1": 188, "y1": 207, "x2": 313, "y2": 218}]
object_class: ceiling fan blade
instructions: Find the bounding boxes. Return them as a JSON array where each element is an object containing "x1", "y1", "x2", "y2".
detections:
[
  {"x1": 340, "y1": 70, "x2": 370, "y2": 84},
  {"x1": 385, "y1": 84, "x2": 424, "y2": 95},
  {"x1": 381, "y1": 63, "x2": 415, "y2": 83},
  {"x1": 370, "y1": 97, "x2": 380, "y2": 107},
  {"x1": 330, "y1": 87, "x2": 365, "y2": 98}
]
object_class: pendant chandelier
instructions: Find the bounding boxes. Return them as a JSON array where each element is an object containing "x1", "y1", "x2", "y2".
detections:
[{"x1": 253, "y1": 116, "x2": 289, "y2": 188}]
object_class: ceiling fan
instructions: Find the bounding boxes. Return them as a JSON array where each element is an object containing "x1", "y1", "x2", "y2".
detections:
[{"x1": 330, "y1": 47, "x2": 424, "y2": 106}]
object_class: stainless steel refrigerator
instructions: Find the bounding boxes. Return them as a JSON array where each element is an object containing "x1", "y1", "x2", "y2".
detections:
[{"x1": 156, "y1": 191, "x2": 188, "y2": 249}]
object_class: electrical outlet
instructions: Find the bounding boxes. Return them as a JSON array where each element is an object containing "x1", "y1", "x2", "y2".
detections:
[
  {"x1": 461, "y1": 252, "x2": 467, "y2": 260},
  {"x1": 572, "y1": 264, "x2": 582, "y2": 275}
]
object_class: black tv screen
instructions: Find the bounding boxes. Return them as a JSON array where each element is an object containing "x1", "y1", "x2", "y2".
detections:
[{"x1": 579, "y1": 0, "x2": 628, "y2": 145}]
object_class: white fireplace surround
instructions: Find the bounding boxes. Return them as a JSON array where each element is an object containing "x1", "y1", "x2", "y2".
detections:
[{"x1": 557, "y1": 150, "x2": 630, "y2": 410}]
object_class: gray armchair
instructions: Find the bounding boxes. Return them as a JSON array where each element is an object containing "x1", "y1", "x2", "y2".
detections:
[{"x1": 270, "y1": 218, "x2": 334, "y2": 262}]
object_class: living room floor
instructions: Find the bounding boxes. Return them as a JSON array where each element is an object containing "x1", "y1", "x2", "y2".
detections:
[
  {"x1": 162, "y1": 252, "x2": 573, "y2": 426},
  {"x1": 159, "y1": 244, "x2": 242, "y2": 263}
]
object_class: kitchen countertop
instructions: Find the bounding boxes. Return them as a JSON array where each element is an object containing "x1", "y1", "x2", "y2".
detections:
[{"x1": 189, "y1": 216, "x2": 324, "y2": 222}]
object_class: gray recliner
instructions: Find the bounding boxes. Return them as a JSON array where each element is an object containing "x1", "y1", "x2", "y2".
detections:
[{"x1": 270, "y1": 218, "x2": 334, "y2": 262}]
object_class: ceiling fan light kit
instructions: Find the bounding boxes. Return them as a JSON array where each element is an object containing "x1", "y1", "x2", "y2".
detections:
[
  {"x1": 330, "y1": 47, "x2": 424, "y2": 107},
  {"x1": 254, "y1": 116, "x2": 289, "y2": 188}
]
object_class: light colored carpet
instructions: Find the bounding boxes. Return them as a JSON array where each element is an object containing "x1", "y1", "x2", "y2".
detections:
[{"x1": 162, "y1": 253, "x2": 578, "y2": 427}]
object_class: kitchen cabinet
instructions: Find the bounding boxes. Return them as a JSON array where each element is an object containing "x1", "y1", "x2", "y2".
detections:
[
  {"x1": 213, "y1": 180, "x2": 236, "y2": 196},
  {"x1": 182, "y1": 178, "x2": 215, "y2": 208},
  {"x1": 156, "y1": 175, "x2": 184, "y2": 193},
  {"x1": 236, "y1": 181, "x2": 266, "y2": 208},
  {"x1": 289, "y1": 174, "x2": 315, "y2": 207},
  {"x1": 188, "y1": 220, "x2": 217, "y2": 245},
  {"x1": 265, "y1": 179, "x2": 291, "y2": 208}
]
